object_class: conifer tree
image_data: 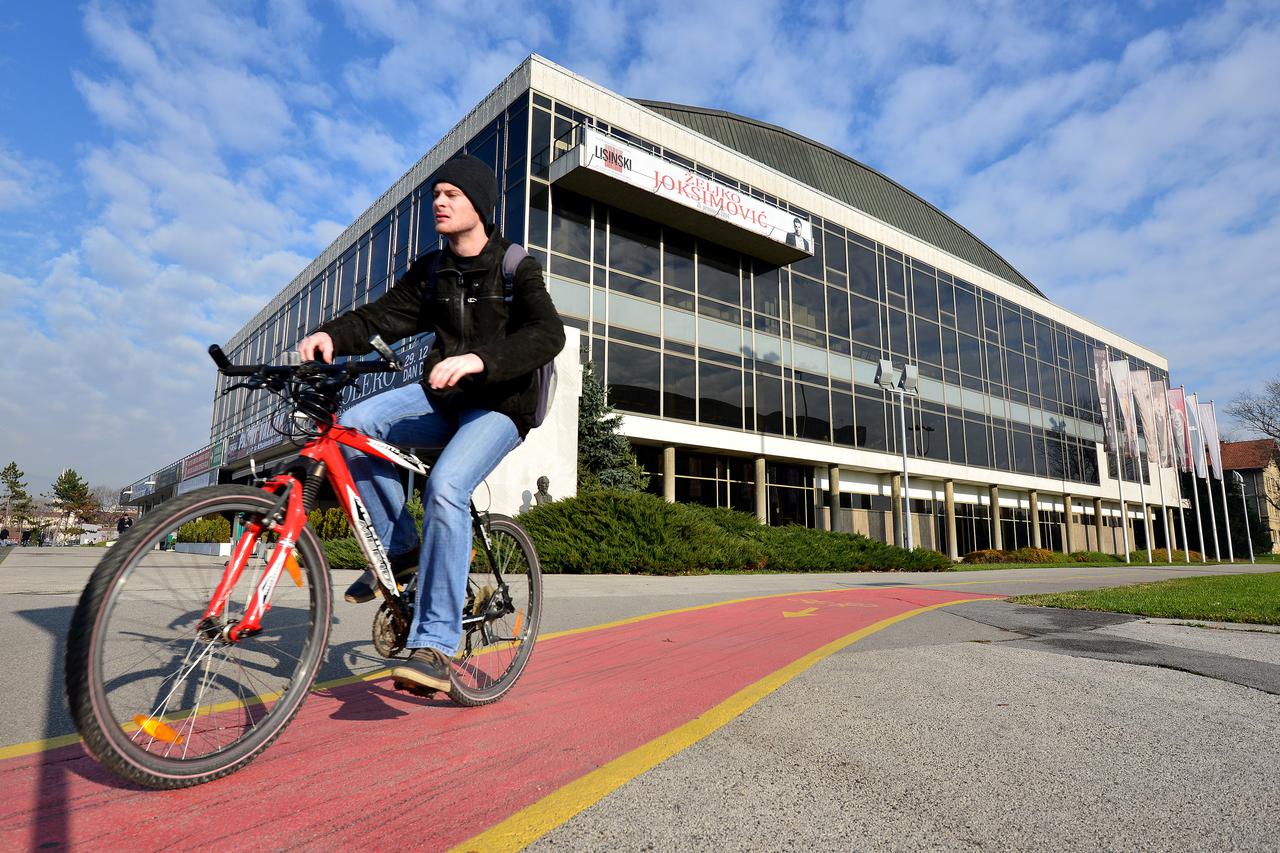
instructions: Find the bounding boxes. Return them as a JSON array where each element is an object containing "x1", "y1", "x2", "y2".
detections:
[
  {"x1": 1, "y1": 462, "x2": 36, "y2": 530},
  {"x1": 577, "y1": 363, "x2": 648, "y2": 493}
]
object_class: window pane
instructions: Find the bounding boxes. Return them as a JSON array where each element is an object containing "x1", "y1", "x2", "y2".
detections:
[
  {"x1": 755, "y1": 373, "x2": 785, "y2": 435},
  {"x1": 664, "y1": 230, "x2": 695, "y2": 291},
  {"x1": 855, "y1": 394, "x2": 886, "y2": 450},
  {"x1": 796, "y1": 383, "x2": 830, "y2": 442},
  {"x1": 550, "y1": 187, "x2": 591, "y2": 259},
  {"x1": 791, "y1": 275, "x2": 825, "y2": 331},
  {"x1": 697, "y1": 243, "x2": 740, "y2": 304},
  {"x1": 698, "y1": 362, "x2": 743, "y2": 429},
  {"x1": 609, "y1": 208, "x2": 661, "y2": 280},
  {"x1": 607, "y1": 343, "x2": 660, "y2": 415},
  {"x1": 664, "y1": 354, "x2": 696, "y2": 421}
]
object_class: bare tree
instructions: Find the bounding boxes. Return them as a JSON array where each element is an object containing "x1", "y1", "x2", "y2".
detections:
[{"x1": 1226, "y1": 378, "x2": 1280, "y2": 514}]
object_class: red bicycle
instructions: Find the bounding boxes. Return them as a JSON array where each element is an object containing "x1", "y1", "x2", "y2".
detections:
[{"x1": 65, "y1": 340, "x2": 542, "y2": 788}]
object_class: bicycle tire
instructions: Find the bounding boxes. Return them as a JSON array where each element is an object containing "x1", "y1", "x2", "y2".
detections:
[
  {"x1": 65, "y1": 484, "x2": 332, "y2": 789},
  {"x1": 448, "y1": 515, "x2": 541, "y2": 706}
]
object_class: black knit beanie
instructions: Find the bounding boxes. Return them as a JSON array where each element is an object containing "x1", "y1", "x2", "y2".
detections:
[{"x1": 432, "y1": 155, "x2": 498, "y2": 225}]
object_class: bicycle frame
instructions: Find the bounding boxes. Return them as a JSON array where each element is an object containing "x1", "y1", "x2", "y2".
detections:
[{"x1": 203, "y1": 423, "x2": 428, "y2": 642}]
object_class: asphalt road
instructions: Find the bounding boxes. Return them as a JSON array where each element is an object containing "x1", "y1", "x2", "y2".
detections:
[{"x1": 2, "y1": 547, "x2": 1278, "y2": 850}]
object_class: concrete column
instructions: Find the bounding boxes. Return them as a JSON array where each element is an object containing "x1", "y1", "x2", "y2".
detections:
[
  {"x1": 1167, "y1": 506, "x2": 1178, "y2": 551},
  {"x1": 1063, "y1": 495, "x2": 1075, "y2": 554},
  {"x1": 662, "y1": 446, "x2": 676, "y2": 503},
  {"x1": 828, "y1": 465, "x2": 841, "y2": 533},
  {"x1": 890, "y1": 474, "x2": 903, "y2": 547},
  {"x1": 1029, "y1": 489, "x2": 1041, "y2": 549},
  {"x1": 944, "y1": 480, "x2": 958, "y2": 560},
  {"x1": 754, "y1": 456, "x2": 767, "y2": 523},
  {"x1": 1120, "y1": 501, "x2": 1132, "y2": 555},
  {"x1": 989, "y1": 485, "x2": 1002, "y2": 550},
  {"x1": 1093, "y1": 497, "x2": 1104, "y2": 552}
]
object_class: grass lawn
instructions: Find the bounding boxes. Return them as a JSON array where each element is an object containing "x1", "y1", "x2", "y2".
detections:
[{"x1": 1009, "y1": 572, "x2": 1280, "y2": 625}]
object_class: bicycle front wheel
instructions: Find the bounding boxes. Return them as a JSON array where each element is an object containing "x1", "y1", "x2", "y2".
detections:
[
  {"x1": 449, "y1": 515, "x2": 542, "y2": 706},
  {"x1": 65, "y1": 485, "x2": 332, "y2": 789}
]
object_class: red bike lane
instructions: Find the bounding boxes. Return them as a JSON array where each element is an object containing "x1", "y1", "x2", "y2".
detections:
[{"x1": 2, "y1": 586, "x2": 998, "y2": 851}]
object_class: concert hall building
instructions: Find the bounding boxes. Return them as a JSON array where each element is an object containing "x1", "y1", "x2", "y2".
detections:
[{"x1": 124, "y1": 54, "x2": 1181, "y2": 559}]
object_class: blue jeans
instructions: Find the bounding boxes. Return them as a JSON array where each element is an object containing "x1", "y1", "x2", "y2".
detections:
[{"x1": 339, "y1": 384, "x2": 521, "y2": 655}]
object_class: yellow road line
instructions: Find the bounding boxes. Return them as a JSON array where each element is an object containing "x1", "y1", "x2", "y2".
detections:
[{"x1": 451, "y1": 597, "x2": 992, "y2": 853}]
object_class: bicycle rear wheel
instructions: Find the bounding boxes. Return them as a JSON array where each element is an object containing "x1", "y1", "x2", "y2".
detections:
[
  {"x1": 448, "y1": 515, "x2": 541, "y2": 706},
  {"x1": 65, "y1": 485, "x2": 332, "y2": 789}
]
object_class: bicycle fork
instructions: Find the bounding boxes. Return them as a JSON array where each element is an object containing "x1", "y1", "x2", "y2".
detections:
[{"x1": 200, "y1": 476, "x2": 309, "y2": 643}]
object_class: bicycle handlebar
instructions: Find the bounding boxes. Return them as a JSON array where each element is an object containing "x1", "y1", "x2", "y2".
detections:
[{"x1": 207, "y1": 343, "x2": 399, "y2": 377}]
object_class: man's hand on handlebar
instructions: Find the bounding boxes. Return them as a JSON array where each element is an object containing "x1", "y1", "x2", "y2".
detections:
[{"x1": 298, "y1": 332, "x2": 335, "y2": 364}]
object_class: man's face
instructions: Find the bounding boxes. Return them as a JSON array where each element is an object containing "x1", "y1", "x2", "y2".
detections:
[
  {"x1": 432, "y1": 182, "x2": 482, "y2": 237},
  {"x1": 792, "y1": 219, "x2": 802, "y2": 235}
]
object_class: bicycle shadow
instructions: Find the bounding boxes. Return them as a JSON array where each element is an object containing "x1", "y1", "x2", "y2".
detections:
[{"x1": 319, "y1": 639, "x2": 453, "y2": 721}]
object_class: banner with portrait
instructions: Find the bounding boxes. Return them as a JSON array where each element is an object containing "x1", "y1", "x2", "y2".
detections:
[
  {"x1": 1150, "y1": 377, "x2": 1172, "y2": 468},
  {"x1": 1129, "y1": 370, "x2": 1160, "y2": 465},
  {"x1": 1093, "y1": 349, "x2": 1117, "y2": 453},
  {"x1": 1108, "y1": 360, "x2": 1140, "y2": 456},
  {"x1": 1199, "y1": 401, "x2": 1224, "y2": 481},
  {"x1": 1166, "y1": 387, "x2": 1191, "y2": 472},
  {"x1": 1185, "y1": 393, "x2": 1209, "y2": 479}
]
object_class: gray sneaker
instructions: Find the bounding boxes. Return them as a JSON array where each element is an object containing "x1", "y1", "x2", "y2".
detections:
[{"x1": 391, "y1": 648, "x2": 453, "y2": 694}]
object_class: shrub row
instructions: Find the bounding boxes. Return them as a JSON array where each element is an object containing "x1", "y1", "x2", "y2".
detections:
[
  {"x1": 322, "y1": 537, "x2": 366, "y2": 570},
  {"x1": 961, "y1": 547, "x2": 1061, "y2": 565},
  {"x1": 519, "y1": 490, "x2": 951, "y2": 574},
  {"x1": 177, "y1": 516, "x2": 231, "y2": 544},
  {"x1": 1129, "y1": 548, "x2": 1203, "y2": 563}
]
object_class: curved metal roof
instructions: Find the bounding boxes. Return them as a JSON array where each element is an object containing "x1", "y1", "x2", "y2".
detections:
[{"x1": 636, "y1": 100, "x2": 1044, "y2": 298}]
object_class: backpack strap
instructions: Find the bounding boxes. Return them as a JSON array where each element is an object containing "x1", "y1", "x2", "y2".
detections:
[{"x1": 502, "y1": 243, "x2": 529, "y2": 301}]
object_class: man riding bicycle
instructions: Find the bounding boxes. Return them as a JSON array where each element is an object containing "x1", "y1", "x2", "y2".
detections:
[{"x1": 298, "y1": 155, "x2": 564, "y2": 693}]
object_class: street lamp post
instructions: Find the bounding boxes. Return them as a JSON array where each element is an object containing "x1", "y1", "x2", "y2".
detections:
[
  {"x1": 878, "y1": 360, "x2": 919, "y2": 550},
  {"x1": 1231, "y1": 471, "x2": 1256, "y2": 565}
]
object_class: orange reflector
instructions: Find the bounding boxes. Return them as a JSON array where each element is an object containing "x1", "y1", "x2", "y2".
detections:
[
  {"x1": 469, "y1": 547, "x2": 477, "y2": 565},
  {"x1": 513, "y1": 612, "x2": 523, "y2": 637},
  {"x1": 133, "y1": 715, "x2": 183, "y2": 745},
  {"x1": 284, "y1": 554, "x2": 304, "y2": 587}
]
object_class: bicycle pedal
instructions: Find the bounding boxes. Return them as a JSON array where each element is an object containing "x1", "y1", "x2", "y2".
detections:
[{"x1": 391, "y1": 677, "x2": 439, "y2": 698}]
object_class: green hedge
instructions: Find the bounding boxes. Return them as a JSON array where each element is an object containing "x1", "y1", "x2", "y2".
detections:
[
  {"x1": 519, "y1": 490, "x2": 951, "y2": 574},
  {"x1": 322, "y1": 537, "x2": 366, "y2": 570},
  {"x1": 177, "y1": 516, "x2": 231, "y2": 544}
]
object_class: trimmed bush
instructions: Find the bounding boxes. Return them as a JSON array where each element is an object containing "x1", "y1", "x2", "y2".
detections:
[
  {"x1": 307, "y1": 507, "x2": 350, "y2": 541},
  {"x1": 1070, "y1": 550, "x2": 1122, "y2": 563},
  {"x1": 961, "y1": 549, "x2": 1010, "y2": 564},
  {"x1": 1007, "y1": 547, "x2": 1058, "y2": 564},
  {"x1": 322, "y1": 537, "x2": 366, "y2": 570},
  {"x1": 521, "y1": 491, "x2": 952, "y2": 574},
  {"x1": 520, "y1": 490, "x2": 764, "y2": 574},
  {"x1": 177, "y1": 516, "x2": 231, "y2": 544},
  {"x1": 1129, "y1": 548, "x2": 1203, "y2": 563}
]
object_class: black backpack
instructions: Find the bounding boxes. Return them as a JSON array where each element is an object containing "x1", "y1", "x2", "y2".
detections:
[{"x1": 427, "y1": 244, "x2": 557, "y2": 428}]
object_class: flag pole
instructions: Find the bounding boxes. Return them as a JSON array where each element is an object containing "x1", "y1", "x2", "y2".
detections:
[
  {"x1": 1154, "y1": 451, "x2": 1172, "y2": 563},
  {"x1": 1106, "y1": 395, "x2": 1130, "y2": 563},
  {"x1": 1203, "y1": 458, "x2": 1222, "y2": 562},
  {"x1": 1168, "y1": 400, "x2": 1191, "y2": 563},
  {"x1": 1212, "y1": 402, "x2": 1235, "y2": 564}
]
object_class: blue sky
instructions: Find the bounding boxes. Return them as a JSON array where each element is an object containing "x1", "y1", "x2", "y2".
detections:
[{"x1": 1, "y1": 0, "x2": 1277, "y2": 493}]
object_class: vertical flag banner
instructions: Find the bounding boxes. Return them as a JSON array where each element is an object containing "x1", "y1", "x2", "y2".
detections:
[
  {"x1": 1129, "y1": 370, "x2": 1160, "y2": 465},
  {"x1": 1199, "y1": 401, "x2": 1224, "y2": 480},
  {"x1": 1109, "y1": 360, "x2": 1139, "y2": 455},
  {"x1": 1185, "y1": 393, "x2": 1209, "y2": 479},
  {"x1": 1151, "y1": 377, "x2": 1171, "y2": 468},
  {"x1": 1166, "y1": 387, "x2": 1191, "y2": 471},
  {"x1": 1093, "y1": 349, "x2": 1117, "y2": 453}
]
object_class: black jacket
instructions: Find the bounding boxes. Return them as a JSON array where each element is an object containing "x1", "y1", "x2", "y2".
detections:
[{"x1": 317, "y1": 231, "x2": 565, "y2": 436}]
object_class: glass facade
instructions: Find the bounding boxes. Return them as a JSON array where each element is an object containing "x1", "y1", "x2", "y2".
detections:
[
  {"x1": 524, "y1": 91, "x2": 1165, "y2": 492},
  {"x1": 205, "y1": 73, "x2": 1170, "y2": 542}
]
